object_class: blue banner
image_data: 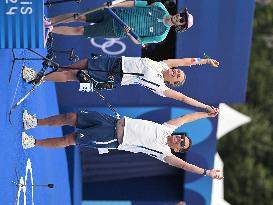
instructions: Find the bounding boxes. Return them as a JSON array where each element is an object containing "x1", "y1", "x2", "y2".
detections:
[
  {"x1": 0, "y1": 0, "x2": 44, "y2": 48},
  {"x1": 176, "y1": 0, "x2": 255, "y2": 104}
]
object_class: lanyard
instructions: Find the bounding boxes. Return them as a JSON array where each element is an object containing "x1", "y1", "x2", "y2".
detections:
[{"x1": 95, "y1": 91, "x2": 121, "y2": 119}]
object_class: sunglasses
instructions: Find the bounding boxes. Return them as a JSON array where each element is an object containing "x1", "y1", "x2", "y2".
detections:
[
  {"x1": 179, "y1": 12, "x2": 188, "y2": 24},
  {"x1": 180, "y1": 135, "x2": 186, "y2": 149}
]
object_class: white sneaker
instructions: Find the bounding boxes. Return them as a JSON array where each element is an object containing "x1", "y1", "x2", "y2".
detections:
[
  {"x1": 22, "y1": 65, "x2": 37, "y2": 83},
  {"x1": 22, "y1": 132, "x2": 36, "y2": 149},
  {"x1": 23, "y1": 110, "x2": 37, "y2": 130}
]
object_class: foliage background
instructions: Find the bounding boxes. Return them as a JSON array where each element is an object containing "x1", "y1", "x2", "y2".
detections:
[{"x1": 217, "y1": 1, "x2": 273, "y2": 205}]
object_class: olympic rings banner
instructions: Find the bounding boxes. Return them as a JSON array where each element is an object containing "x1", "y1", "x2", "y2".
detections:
[
  {"x1": 48, "y1": 0, "x2": 141, "y2": 66},
  {"x1": 89, "y1": 38, "x2": 128, "y2": 56},
  {"x1": 0, "y1": 0, "x2": 44, "y2": 48}
]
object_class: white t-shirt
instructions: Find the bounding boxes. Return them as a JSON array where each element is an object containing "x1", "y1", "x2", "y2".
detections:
[
  {"x1": 121, "y1": 57, "x2": 170, "y2": 97},
  {"x1": 117, "y1": 117, "x2": 177, "y2": 162}
]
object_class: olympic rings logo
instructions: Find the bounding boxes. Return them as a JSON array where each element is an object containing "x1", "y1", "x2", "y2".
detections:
[
  {"x1": 16, "y1": 158, "x2": 34, "y2": 205},
  {"x1": 90, "y1": 38, "x2": 126, "y2": 55}
]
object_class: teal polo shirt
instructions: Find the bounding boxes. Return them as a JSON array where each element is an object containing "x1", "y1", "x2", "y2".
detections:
[{"x1": 112, "y1": 1, "x2": 171, "y2": 44}]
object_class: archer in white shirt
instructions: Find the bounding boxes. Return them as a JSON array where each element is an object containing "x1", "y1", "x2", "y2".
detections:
[
  {"x1": 22, "y1": 108, "x2": 223, "y2": 180},
  {"x1": 23, "y1": 55, "x2": 219, "y2": 114}
]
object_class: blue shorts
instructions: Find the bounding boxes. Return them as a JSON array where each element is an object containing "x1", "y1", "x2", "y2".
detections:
[
  {"x1": 83, "y1": 10, "x2": 117, "y2": 38},
  {"x1": 75, "y1": 111, "x2": 119, "y2": 149},
  {"x1": 87, "y1": 55, "x2": 123, "y2": 87}
]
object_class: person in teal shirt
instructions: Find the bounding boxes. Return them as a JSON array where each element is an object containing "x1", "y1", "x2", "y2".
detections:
[{"x1": 49, "y1": 0, "x2": 193, "y2": 45}]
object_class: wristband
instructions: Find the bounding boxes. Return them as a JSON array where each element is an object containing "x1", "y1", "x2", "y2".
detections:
[
  {"x1": 106, "y1": 1, "x2": 112, "y2": 6},
  {"x1": 202, "y1": 169, "x2": 207, "y2": 176},
  {"x1": 191, "y1": 58, "x2": 202, "y2": 63},
  {"x1": 73, "y1": 13, "x2": 79, "y2": 20}
]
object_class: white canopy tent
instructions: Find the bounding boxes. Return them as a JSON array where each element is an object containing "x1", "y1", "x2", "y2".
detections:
[
  {"x1": 216, "y1": 103, "x2": 251, "y2": 139},
  {"x1": 211, "y1": 103, "x2": 251, "y2": 205}
]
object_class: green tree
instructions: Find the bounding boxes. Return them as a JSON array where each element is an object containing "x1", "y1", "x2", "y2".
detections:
[{"x1": 218, "y1": 2, "x2": 273, "y2": 205}]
